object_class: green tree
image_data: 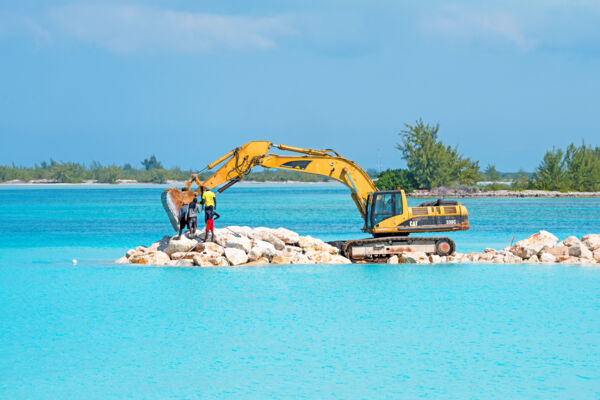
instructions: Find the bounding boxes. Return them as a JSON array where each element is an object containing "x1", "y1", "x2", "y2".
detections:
[
  {"x1": 397, "y1": 119, "x2": 479, "y2": 189},
  {"x1": 533, "y1": 148, "x2": 567, "y2": 191},
  {"x1": 95, "y1": 166, "x2": 122, "y2": 183},
  {"x1": 564, "y1": 142, "x2": 600, "y2": 191},
  {"x1": 483, "y1": 163, "x2": 501, "y2": 181},
  {"x1": 141, "y1": 155, "x2": 163, "y2": 171},
  {"x1": 375, "y1": 169, "x2": 417, "y2": 192}
]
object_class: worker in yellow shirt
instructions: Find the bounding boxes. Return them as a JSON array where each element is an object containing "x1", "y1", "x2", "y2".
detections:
[{"x1": 201, "y1": 187, "x2": 219, "y2": 242}]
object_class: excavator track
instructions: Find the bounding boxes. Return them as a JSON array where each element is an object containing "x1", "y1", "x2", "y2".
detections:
[{"x1": 329, "y1": 236, "x2": 456, "y2": 263}]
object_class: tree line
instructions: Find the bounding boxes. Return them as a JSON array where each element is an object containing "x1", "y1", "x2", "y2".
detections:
[
  {"x1": 0, "y1": 155, "x2": 342, "y2": 184},
  {"x1": 376, "y1": 119, "x2": 600, "y2": 192}
]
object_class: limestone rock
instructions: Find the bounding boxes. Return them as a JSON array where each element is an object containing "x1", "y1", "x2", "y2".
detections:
[
  {"x1": 170, "y1": 251, "x2": 201, "y2": 260},
  {"x1": 252, "y1": 230, "x2": 285, "y2": 250},
  {"x1": 387, "y1": 255, "x2": 399, "y2": 264},
  {"x1": 224, "y1": 248, "x2": 248, "y2": 266},
  {"x1": 560, "y1": 256, "x2": 582, "y2": 264},
  {"x1": 569, "y1": 245, "x2": 593, "y2": 259},
  {"x1": 215, "y1": 233, "x2": 237, "y2": 248},
  {"x1": 175, "y1": 259, "x2": 194, "y2": 267},
  {"x1": 582, "y1": 234, "x2": 600, "y2": 251},
  {"x1": 115, "y1": 256, "x2": 129, "y2": 264},
  {"x1": 305, "y1": 250, "x2": 332, "y2": 264},
  {"x1": 193, "y1": 255, "x2": 214, "y2": 267},
  {"x1": 129, "y1": 251, "x2": 171, "y2": 265},
  {"x1": 272, "y1": 227, "x2": 300, "y2": 244},
  {"x1": 593, "y1": 249, "x2": 600, "y2": 263},
  {"x1": 248, "y1": 240, "x2": 276, "y2": 261},
  {"x1": 539, "y1": 252, "x2": 556, "y2": 263},
  {"x1": 429, "y1": 254, "x2": 442, "y2": 263},
  {"x1": 148, "y1": 235, "x2": 171, "y2": 252},
  {"x1": 209, "y1": 255, "x2": 230, "y2": 266},
  {"x1": 544, "y1": 245, "x2": 569, "y2": 258},
  {"x1": 298, "y1": 235, "x2": 338, "y2": 254},
  {"x1": 165, "y1": 236, "x2": 198, "y2": 255},
  {"x1": 271, "y1": 254, "x2": 292, "y2": 265},
  {"x1": 225, "y1": 236, "x2": 252, "y2": 253},
  {"x1": 241, "y1": 257, "x2": 270, "y2": 267},
  {"x1": 329, "y1": 255, "x2": 352, "y2": 264},
  {"x1": 526, "y1": 255, "x2": 539, "y2": 263},
  {"x1": 290, "y1": 253, "x2": 315, "y2": 265},
  {"x1": 126, "y1": 249, "x2": 136, "y2": 258},
  {"x1": 197, "y1": 242, "x2": 224, "y2": 256},
  {"x1": 511, "y1": 230, "x2": 558, "y2": 259},
  {"x1": 561, "y1": 236, "x2": 581, "y2": 247},
  {"x1": 283, "y1": 245, "x2": 303, "y2": 254},
  {"x1": 400, "y1": 252, "x2": 429, "y2": 264},
  {"x1": 226, "y1": 226, "x2": 254, "y2": 238}
]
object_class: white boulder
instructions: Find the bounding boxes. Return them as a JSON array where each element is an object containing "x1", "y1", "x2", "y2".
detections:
[
  {"x1": 224, "y1": 248, "x2": 249, "y2": 266},
  {"x1": 252, "y1": 229, "x2": 285, "y2": 250},
  {"x1": 582, "y1": 234, "x2": 600, "y2": 251},
  {"x1": 569, "y1": 245, "x2": 593, "y2": 259},
  {"x1": 290, "y1": 253, "x2": 315, "y2": 265},
  {"x1": 387, "y1": 255, "x2": 399, "y2": 264},
  {"x1": 271, "y1": 227, "x2": 300, "y2": 244},
  {"x1": 539, "y1": 252, "x2": 556, "y2": 263},
  {"x1": 511, "y1": 230, "x2": 558, "y2": 259},
  {"x1": 561, "y1": 236, "x2": 581, "y2": 247},
  {"x1": 225, "y1": 236, "x2": 252, "y2": 253},
  {"x1": 165, "y1": 236, "x2": 198, "y2": 255},
  {"x1": 298, "y1": 235, "x2": 338, "y2": 254},
  {"x1": 129, "y1": 251, "x2": 171, "y2": 265},
  {"x1": 248, "y1": 240, "x2": 277, "y2": 261}
]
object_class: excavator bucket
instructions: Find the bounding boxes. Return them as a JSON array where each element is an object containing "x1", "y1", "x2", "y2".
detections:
[{"x1": 161, "y1": 187, "x2": 197, "y2": 231}]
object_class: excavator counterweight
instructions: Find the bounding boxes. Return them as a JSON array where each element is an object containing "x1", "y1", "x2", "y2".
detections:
[{"x1": 162, "y1": 141, "x2": 469, "y2": 262}]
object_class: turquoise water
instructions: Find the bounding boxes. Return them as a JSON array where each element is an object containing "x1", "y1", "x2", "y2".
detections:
[{"x1": 1, "y1": 184, "x2": 599, "y2": 398}]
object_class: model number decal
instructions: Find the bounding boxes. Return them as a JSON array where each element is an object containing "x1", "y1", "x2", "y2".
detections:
[{"x1": 446, "y1": 219, "x2": 456, "y2": 225}]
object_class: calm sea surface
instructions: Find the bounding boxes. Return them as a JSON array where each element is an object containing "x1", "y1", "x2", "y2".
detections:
[{"x1": 1, "y1": 184, "x2": 599, "y2": 398}]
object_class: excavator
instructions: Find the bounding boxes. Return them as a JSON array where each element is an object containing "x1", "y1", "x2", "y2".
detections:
[{"x1": 161, "y1": 141, "x2": 469, "y2": 262}]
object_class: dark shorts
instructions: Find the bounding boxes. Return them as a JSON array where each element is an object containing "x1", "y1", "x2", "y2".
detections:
[
  {"x1": 188, "y1": 217, "x2": 197, "y2": 230},
  {"x1": 205, "y1": 205, "x2": 214, "y2": 221},
  {"x1": 179, "y1": 218, "x2": 187, "y2": 229}
]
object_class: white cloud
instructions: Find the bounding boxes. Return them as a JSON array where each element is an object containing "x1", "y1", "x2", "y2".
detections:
[
  {"x1": 48, "y1": 3, "x2": 295, "y2": 53},
  {"x1": 420, "y1": 8, "x2": 536, "y2": 51}
]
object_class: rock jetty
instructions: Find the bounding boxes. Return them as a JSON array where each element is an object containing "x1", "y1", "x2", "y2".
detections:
[
  {"x1": 386, "y1": 231, "x2": 600, "y2": 265},
  {"x1": 115, "y1": 228, "x2": 600, "y2": 267},
  {"x1": 115, "y1": 227, "x2": 352, "y2": 267}
]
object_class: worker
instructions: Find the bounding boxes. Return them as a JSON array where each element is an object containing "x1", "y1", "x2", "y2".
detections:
[
  {"x1": 201, "y1": 186, "x2": 217, "y2": 214},
  {"x1": 186, "y1": 195, "x2": 200, "y2": 236},
  {"x1": 204, "y1": 207, "x2": 221, "y2": 242},
  {"x1": 177, "y1": 202, "x2": 189, "y2": 239}
]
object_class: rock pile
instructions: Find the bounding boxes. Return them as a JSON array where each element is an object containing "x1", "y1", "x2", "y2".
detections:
[
  {"x1": 386, "y1": 231, "x2": 600, "y2": 265},
  {"x1": 115, "y1": 228, "x2": 600, "y2": 267},
  {"x1": 115, "y1": 226, "x2": 352, "y2": 267}
]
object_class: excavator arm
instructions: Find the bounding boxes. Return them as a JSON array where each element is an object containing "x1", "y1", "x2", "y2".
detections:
[{"x1": 173, "y1": 141, "x2": 378, "y2": 220}]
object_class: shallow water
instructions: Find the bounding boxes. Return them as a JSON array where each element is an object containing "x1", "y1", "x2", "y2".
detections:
[{"x1": 1, "y1": 184, "x2": 599, "y2": 398}]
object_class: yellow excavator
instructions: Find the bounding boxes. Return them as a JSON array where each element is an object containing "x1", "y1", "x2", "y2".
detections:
[{"x1": 161, "y1": 141, "x2": 469, "y2": 262}]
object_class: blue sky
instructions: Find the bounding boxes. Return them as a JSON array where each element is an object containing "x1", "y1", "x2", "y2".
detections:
[{"x1": 1, "y1": 0, "x2": 599, "y2": 171}]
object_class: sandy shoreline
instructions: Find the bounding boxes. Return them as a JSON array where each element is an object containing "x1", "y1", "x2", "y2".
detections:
[{"x1": 2, "y1": 180, "x2": 600, "y2": 197}]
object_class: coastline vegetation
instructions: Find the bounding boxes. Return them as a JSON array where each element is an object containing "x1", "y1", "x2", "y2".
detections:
[
  {"x1": 375, "y1": 120, "x2": 600, "y2": 193},
  {"x1": 0, "y1": 156, "x2": 345, "y2": 184},
  {"x1": 1, "y1": 121, "x2": 598, "y2": 191}
]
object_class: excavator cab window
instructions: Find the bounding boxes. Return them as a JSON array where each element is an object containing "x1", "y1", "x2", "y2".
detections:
[{"x1": 367, "y1": 191, "x2": 403, "y2": 227}]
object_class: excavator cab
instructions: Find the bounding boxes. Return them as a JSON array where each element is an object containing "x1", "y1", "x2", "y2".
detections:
[{"x1": 364, "y1": 190, "x2": 406, "y2": 231}]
